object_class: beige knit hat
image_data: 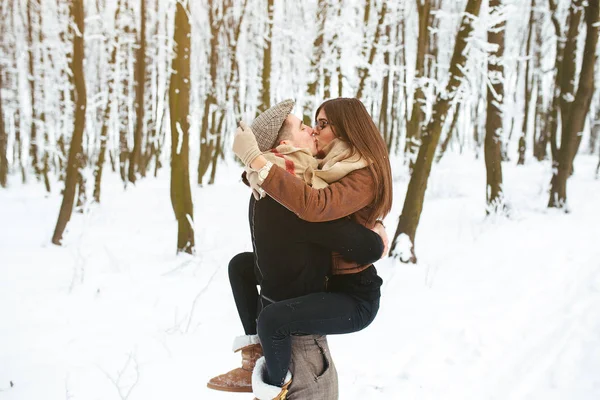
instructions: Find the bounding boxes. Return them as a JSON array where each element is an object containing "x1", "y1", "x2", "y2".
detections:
[{"x1": 251, "y1": 99, "x2": 295, "y2": 151}]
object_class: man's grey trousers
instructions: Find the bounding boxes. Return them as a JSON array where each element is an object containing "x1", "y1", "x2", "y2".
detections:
[{"x1": 287, "y1": 335, "x2": 338, "y2": 399}]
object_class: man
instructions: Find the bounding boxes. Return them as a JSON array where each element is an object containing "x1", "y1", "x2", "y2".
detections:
[{"x1": 207, "y1": 100, "x2": 386, "y2": 399}]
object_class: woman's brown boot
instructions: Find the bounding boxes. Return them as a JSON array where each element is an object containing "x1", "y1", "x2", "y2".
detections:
[{"x1": 207, "y1": 335, "x2": 263, "y2": 392}]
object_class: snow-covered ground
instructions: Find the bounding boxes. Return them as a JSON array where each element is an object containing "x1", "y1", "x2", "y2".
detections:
[{"x1": 1, "y1": 154, "x2": 599, "y2": 400}]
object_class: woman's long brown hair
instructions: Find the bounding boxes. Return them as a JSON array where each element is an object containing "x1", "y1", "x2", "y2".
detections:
[{"x1": 316, "y1": 98, "x2": 393, "y2": 221}]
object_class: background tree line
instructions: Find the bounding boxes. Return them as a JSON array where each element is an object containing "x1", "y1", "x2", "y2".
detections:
[{"x1": 0, "y1": 0, "x2": 598, "y2": 260}]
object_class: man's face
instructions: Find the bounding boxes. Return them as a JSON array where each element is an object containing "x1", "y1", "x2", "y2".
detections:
[{"x1": 280, "y1": 115, "x2": 318, "y2": 155}]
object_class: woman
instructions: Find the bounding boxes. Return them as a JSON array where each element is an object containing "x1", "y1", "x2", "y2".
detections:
[{"x1": 234, "y1": 98, "x2": 393, "y2": 399}]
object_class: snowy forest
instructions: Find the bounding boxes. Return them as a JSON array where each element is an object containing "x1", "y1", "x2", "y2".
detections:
[
  {"x1": 1, "y1": 0, "x2": 600, "y2": 399},
  {"x1": 0, "y1": 0, "x2": 598, "y2": 259}
]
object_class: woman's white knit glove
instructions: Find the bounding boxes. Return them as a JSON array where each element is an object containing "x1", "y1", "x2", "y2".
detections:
[{"x1": 233, "y1": 121, "x2": 262, "y2": 167}]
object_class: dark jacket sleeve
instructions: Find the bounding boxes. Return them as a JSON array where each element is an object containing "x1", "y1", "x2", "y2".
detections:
[
  {"x1": 300, "y1": 217, "x2": 384, "y2": 265},
  {"x1": 259, "y1": 166, "x2": 375, "y2": 222}
]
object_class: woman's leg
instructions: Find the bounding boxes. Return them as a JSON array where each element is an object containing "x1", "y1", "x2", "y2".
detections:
[
  {"x1": 207, "y1": 253, "x2": 261, "y2": 393},
  {"x1": 256, "y1": 292, "x2": 379, "y2": 386},
  {"x1": 228, "y1": 252, "x2": 259, "y2": 335}
]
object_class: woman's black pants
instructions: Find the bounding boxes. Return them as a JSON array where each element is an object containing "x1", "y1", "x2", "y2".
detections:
[{"x1": 228, "y1": 251, "x2": 379, "y2": 387}]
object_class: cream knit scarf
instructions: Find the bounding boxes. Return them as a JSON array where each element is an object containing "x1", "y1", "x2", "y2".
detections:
[{"x1": 253, "y1": 138, "x2": 369, "y2": 190}]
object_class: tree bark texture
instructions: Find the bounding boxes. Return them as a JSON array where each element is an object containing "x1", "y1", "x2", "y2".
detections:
[
  {"x1": 169, "y1": 1, "x2": 195, "y2": 254},
  {"x1": 52, "y1": 0, "x2": 87, "y2": 245}
]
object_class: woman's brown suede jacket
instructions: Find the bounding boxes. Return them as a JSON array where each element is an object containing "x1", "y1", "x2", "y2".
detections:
[{"x1": 260, "y1": 165, "x2": 378, "y2": 276}]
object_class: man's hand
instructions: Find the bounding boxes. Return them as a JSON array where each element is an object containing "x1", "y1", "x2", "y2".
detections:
[
  {"x1": 371, "y1": 221, "x2": 389, "y2": 258},
  {"x1": 246, "y1": 170, "x2": 266, "y2": 200},
  {"x1": 233, "y1": 121, "x2": 262, "y2": 167}
]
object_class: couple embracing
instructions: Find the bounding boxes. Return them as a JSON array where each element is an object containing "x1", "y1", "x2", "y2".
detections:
[{"x1": 208, "y1": 97, "x2": 393, "y2": 399}]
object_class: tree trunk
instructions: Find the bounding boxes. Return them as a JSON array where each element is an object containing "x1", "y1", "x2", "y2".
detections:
[
  {"x1": 52, "y1": 0, "x2": 87, "y2": 245},
  {"x1": 389, "y1": 0, "x2": 483, "y2": 263},
  {"x1": 94, "y1": 2, "x2": 122, "y2": 203},
  {"x1": 37, "y1": 3, "x2": 50, "y2": 193},
  {"x1": 379, "y1": 23, "x2": 391, "y2": 146},
  {"x1": 559, "y1": 3, "x2": 583, "y2": 135},
  {"x1": 128, "y1": 0, "x2": 146, "y2": 183},
  {"x1": 208, "y1": 127, "x2": 223, "y2": 185},
  {"x1": 533, "y1": 75, "x2": 547, "y2": 160},
  {"x1": 485, "y1": 0, "x2": 506, "y2": 212},
  {"x1": 437, "y1": 102, "x2": 461, "y2": 163},
  {"x1": 27, "y1": 0, "x2": 41, "y2": 177},
  {"x1": 398, "y1": 10, "x2": 410, "y2": 155},
  {"x1": 197, "y1": 0, "x2": 220, "y2": 185},
  {"x1": 142, "y1": 0, "x2": 160, "y2": 175},
  {"x1": 169, "y1": 0, "x2": 194, "y2": 254},
  {"x1": 546, "y1": 0, "x2": 565, "y2": 164},
  {"x1": 356, "y1": 1, "x2": 387, "y2": 99},
  {"x1": 119, "y1": 20, "x2": 132, "y2": 185},
  {"x1": 0, "y1": 0, "x2": 6, "y2": 187},
  {"x1": 533, "y1": 12, "x2": 548, "y2": 161},
  {"x1": 258, "y1": 0, "x2": 273, "y2": 113},
  {"x1": 596, "y1": 145, "x2": 600, "y2": 178},
  {"x1": 9, "y1": 0, "x2": 25, "y2": 183},
  {"x1": 76, "y1": 165, "x2": 87, "y2": 211},
  {"x1": 517, "y1": 0, "x2": 535, "y2": 165},
  {"x1": 590, "y1": 107, "x2": 600, "y2": 154},
  {"x1": 473, "y1": 94, "x2": 483, "y2": 157},
  {"x1": 548, "y1": 0, "x2": 598, "y2": 208},
  {"x1": 302, "y1": 0, "x2": 327, "y2": 124},
  {"x1": 225, "y1": 0, "x2": 248, "y2": 118},
  {"x1": 405, "y1": 0, "x2": 432, "y2": 173},
  {"x1": 0, "y1": 63, "x2": 7, "y2": 188}
]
